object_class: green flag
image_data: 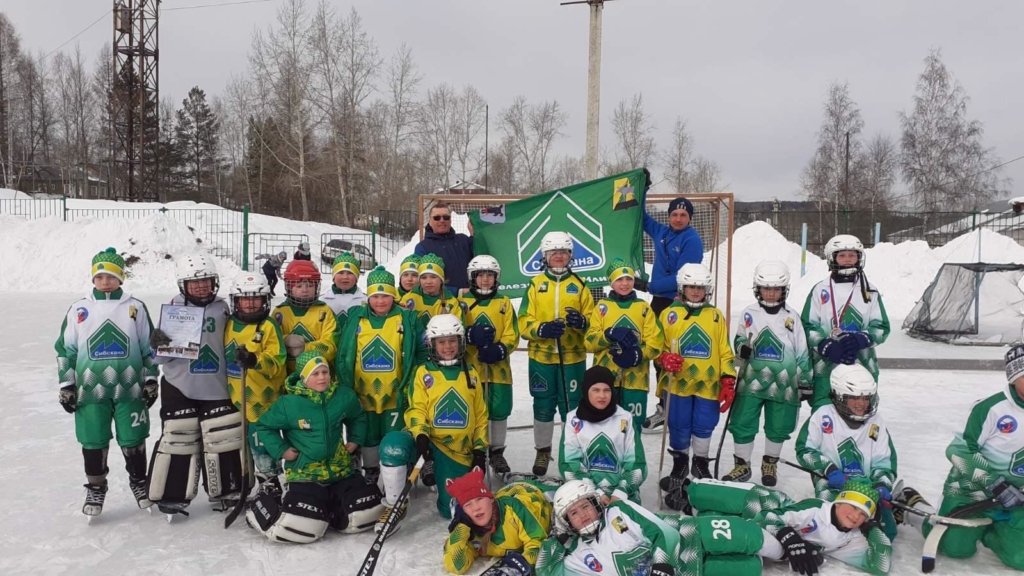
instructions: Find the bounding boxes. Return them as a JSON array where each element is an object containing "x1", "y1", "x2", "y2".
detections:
[{"x1": 469, "y1": 168, "x2": 648, "y2": 298}]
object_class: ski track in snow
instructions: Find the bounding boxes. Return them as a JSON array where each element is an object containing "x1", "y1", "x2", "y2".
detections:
[{"x1": 1, "y1": 293, "x2": 1018, "y2": 575}]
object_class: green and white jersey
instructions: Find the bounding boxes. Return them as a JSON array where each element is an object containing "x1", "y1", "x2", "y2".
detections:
[
  {"x1": 536, "y1": 497, "x2": 680, "y2": 576},
  {"x1": 796, "y1": 404, "x2": 898, "y2": 497},
  {"x1": 55, "y1": 289, "x2": 158, "y2": 404},
  {"x1": 802, "y1": 277, "x2": 890, "y2": 382},
  {"x1": 734, "y1": 303, "x2": 812, "y2": 406},
  {"x1": 558, "y1": 406, "x2": 646, "y2": 498},
  {"x1": 943, "y1": 385, "x2": 1024, "y2": 502},
  {"x1": 320, "y1": 286, "x2": 366, "y2": 327}
]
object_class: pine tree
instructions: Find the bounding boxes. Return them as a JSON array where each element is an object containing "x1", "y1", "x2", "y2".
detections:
[{"x1": 174, "y1": 86, "x2": 219, "y2": 202}]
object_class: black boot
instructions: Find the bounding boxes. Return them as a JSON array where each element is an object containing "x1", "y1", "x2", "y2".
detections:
[
  {"x1": 722, "y1": 456, "x2": 752, "y2": 482},
  {"x1": 489, "y1": 448, "x2": 511, "y2": 475},
  {"x1": 659, "y1": 450, "x2": 689, "y2": 492},
  {"x1": 122, "y1": 444, "x2": 152, "y2": 509},
  {"x1": 761, "y1": 456, "x2": 779, "y2": 487},
  {"x1": 532, "y1": 448, "x2": 552, "y2": 476},
  {"x1": 691, "y1": 455, "x2": 712, "y2": 480}
]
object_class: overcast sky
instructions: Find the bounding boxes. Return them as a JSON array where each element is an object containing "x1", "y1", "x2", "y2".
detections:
[{"x1": 5, "y1": 0, "x2": 1023, "y2": 203}]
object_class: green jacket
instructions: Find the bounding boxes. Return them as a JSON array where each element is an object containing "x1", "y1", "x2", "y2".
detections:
[
  {"x1": 335, "y1": 303, "x2": 428, "y2": 414},
  {"x1": 253, "y1": 372, "x2": 367, "y2": 483}
]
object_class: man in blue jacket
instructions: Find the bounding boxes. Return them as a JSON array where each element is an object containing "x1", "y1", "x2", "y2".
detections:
[{"x1": 415, "y1": 203, "x2": 475, "y2": 291}]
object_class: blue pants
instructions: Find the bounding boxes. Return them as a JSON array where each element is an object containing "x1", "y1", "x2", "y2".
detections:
[{"x1": 667, "y1": 393, "x2": 720, "y2": 452}]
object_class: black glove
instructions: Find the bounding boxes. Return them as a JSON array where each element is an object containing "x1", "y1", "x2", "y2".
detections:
[
  {"x1": 471, "y1": 450, "x2": 487, "y2": 472},
  {"x1": 447, "y1": 505, "x2": 478, "y2": 535},
  {"x1": 496, "y1": 552, "x2": 532, "y2": 576},
  {"x1": 466, "y1": 324, "x2": 496, "y2": 347},
  {"x1": 611, "y1": 346, "x2": 643, "y2": 369},
  {"x1": 650, "y1": 563, "x2": 674, "y2": 576},
  {"x1": 605, "y1": 327, "x2": 639, "y2": 349},
  {"x1": 738, "y1": 344, "x2": 752, "y2": 360},
  {"x1": 989, "y1": 477, "x2": 1024, "y2": 508},
  {"x1": 537, "y1": 320, "x2": 566, "y2": 339},
  {"x1": 59, "y1": 384, "x2": 77, "y2": 414},
  {"x1": 143, "y1": 380, "x2": 159, "y2": 408},
  {"x1": 633, "y1": 278, "x2": 649, "y2": 292},
  {"x1": 565, "y1": 308, "x2": 586, "y2": 330},
  {"x1": 235, "y1": 346, "x2": 259, "y2": 369},
  {"x1": 149, "y1": 328, "x2": 172, "y2": 349},
  {"x1": 416, "y1": 434, "x2": 433, "y2": 461},
  {"x1": 777, "y1": 527, "x2": 822, "y2": 575},
  {"x1": 477, "y1": 343, "x2": 508, "y2": 364},
  {"x1": 859, "y1": 518, "x2": 881, "y2": 538},
  {"x1": 817, "y1": 337, "x2": 845, "y2": 364},
  {"x1": 799, "y1": 386, "x2": 814, "y2": 402}
]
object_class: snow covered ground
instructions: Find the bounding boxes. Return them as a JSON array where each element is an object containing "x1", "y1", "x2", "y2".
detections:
[{"x1": 1, "y1": 292, "x2": 1019, "y2": 576}]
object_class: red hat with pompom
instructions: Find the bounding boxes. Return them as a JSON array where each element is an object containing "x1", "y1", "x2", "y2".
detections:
[{"x1": 445, "y1": 468, "x2": 493, "y2": 507}]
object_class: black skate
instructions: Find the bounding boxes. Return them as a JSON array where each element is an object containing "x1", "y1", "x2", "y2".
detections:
[
  {"x1": 642, "y1": 404, "x2": 666, "y2": 434},
  {"x1": 489, "y1": 448, "x2": 511, "y2": 476},
  {"x1": 158, "y1": 502, "x2": 191, "y2": 522},
  {"x1": 82, "y1": 483, "x2": 108, "y2": 517},
  {"x1": 129, "y1": 478, "x2": 152, "y2": 510},
  {"x1": 532, "y1": 448, "x2": 552, "y2": 476},
  {"x1": 421, "y1": 460, "x2": 436, "y2": 488},
  {"x1": 691, "y1": 455, "x2": 712, "y2": 480},
  {"x1": 893, "y1": 486, "x2": 929, "y2": 525},
  {"x1": 722, "y1": 456, "x2": 752, "y2": 482},
  {"x1": 660, "y1": 477, "x2": 691, "y2": 512},
  {"x1": 761, "y1": 456, "x2": 779, "y2": 487}
]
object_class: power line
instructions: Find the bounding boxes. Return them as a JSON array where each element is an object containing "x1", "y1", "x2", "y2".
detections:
[
  {"x1": 163, "y1": 0, "x2": 274, "y2": 11},
  {"x1": 892, "y1": 153, "x2": 1024, "y2": 204},
  {"x1": 41, "y1": 11, "x2": 108, "y2": 61}
]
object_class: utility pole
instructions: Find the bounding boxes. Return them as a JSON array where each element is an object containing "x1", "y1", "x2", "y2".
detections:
[
  {"x1": 484, "y1": 104, "x2": 489, "y2": 191},
  {"x1": 562, "y1": 0, "x2": 610, "y2": 180},
  {"x1": 844, "y1": 131, "x2": 850, "y2": 211}
]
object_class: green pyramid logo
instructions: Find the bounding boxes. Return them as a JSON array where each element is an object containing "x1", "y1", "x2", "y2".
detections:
[
  {"x1": 612, "y1": 315, "x2": 640, "y2": 335},
  {"x1": 612, "y1": 545, "x2": 652, "y2": 576},
  {"x1": 585, "y1": 433, "x2": 620, "y2": 472},
  {"x1": 753, "y1": 328, "x2": 785, "y2": 363},
  {"x1": 473, "y1": 313, "x2": 495, "y2": 329},
  {"x1": 189, "y1": 344, "x2": 220, "y2": 375},
  {"x1": 680, "y1": 324, "x2": 711, "y2": 359},
  {"x1": 224, "y1": 341, "x2": 241, "y2": 378},
  {"x1": 433, "y1": 388, "x2": 469, "y2": 429},
  {"x1": 837, "y1": 437, "x2": 866, "y2": 477},
  {"x1": 839, "y1": 306, "x2": 865, "y2": 332},
  {"x1": 361, "y1": 335, "x2": 396, "y2": 372},
  {"x1": 292, "y1": 323, "x2": 315, "y2": 343},
  {"x1": 88, "y1": 320, "x2": 130, "y2": 360},
  {"x1": 1011, "y1": 448, "x2": 1024, "y2": 478}
]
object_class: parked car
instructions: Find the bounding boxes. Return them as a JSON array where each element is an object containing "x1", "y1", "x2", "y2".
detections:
[{"x1": 321, "y1": 239, "x2": 376, "y2": 270}]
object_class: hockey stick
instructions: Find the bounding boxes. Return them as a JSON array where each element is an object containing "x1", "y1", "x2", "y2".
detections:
[
  {"x1": 224, "y1": 365, "x2": 251, "y2": 529},
  {"x1": 554, "y1": 322, "x2": 570, "y2": 418},
  {"x1": 712, "y1": 334, "x2": 751, "y2": 478},
  {"x1": 921, "y1": 498, "x2": 999, "y2": 573},
  {"x1": 356, "y1": 456, "x2": 427, "y2": 576},
  {"x1": 482, "y1": 362, "x2": 493, "y2": 490},
  {"x1": 656, "y1": 339, "x2": 678, "y2": 509}
]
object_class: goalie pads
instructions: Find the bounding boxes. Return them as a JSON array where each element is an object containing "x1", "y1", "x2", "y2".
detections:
[
  {"x1": 200, "y1": 404, "x2": 245, "y2": 499},
  {"x1": 147, "y1": 416, "x2": 201, "y2": 505},
  {"x1": 246, "y1": 483, "x2": 329, "y2": 544},
  {"x1": 330, "y1": 474, "x2": 385, "y2": 534}
]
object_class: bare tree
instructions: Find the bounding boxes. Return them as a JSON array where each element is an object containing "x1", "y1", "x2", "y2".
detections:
[
  {"x1": 53, "y1": 44, "x2": 94, "y2": 197},
  {"x1": 499, "y1": 96, "x2": 568, "y2": 193},
  {"x1": 899, "y1": 48, "x2": 1009, "y2": 211},
  {"x1": 611, "y1": 93, "x2": 656, "y2": 171},
  {"x1": 687, "y1": 157, "x2": 723, "y2": 194},
  {"x1": 662, "y1": 117, "x2": 695, "y2": 195},
  {"x1": 800, "y1": 81, "x2": 865, "y2": 228},
  {"x1": 0, "y1": 12, "x2": 21, "y2": 188},
  {"x1": 852, "y1": 133, "x2": 899, "y2": 213},
  {"x1": 417, "y1": 83, "x2": 460, "y2": 191},
  {"x1": 550, "y1": 154, "x2": 585, "y2": 189},
  {"x1": 452, "y1": 84, "x2": 486, "y2": 185}
]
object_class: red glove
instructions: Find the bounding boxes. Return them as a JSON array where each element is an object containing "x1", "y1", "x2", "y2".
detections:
[
  {"x1": 718, "y1": 376, "x2": 736, "y2": 413},
  {"x1": 659, "y1": 353, "x2": 684, "y2": 373}
]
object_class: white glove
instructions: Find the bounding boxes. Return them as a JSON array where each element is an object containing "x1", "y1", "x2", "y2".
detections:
[{"x1": 284, "y1": 335, "x2": 306, "y2": 359}]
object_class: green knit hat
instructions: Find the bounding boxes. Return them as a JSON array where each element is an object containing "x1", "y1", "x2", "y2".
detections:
[
  {"x1": 399, "y1": 255, "x2": 421, "y2": 276},
  {"x1": 295, "y1": 350, "x2": 329, "y2": 383},
  {"x1": 606, "y1": 258, "x2": 635, "y2": 283},
  {"x1": 418, "y1": 253, "x2": 445, "y2": 280},
  {"x1": 332, "y1": 252, "x2": 361, "y2": 276},
  {"x1": 835, "y1": 479, "x2": 880, "y2": 518},
  {"x1": 91, "y1": 247, "x2": 126, "y2": 282},
  {"x1": 366, "y1": 266, "x2": 398, "y2": 299}
]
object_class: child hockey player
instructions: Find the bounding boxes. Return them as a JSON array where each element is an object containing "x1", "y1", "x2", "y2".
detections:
[
  {"x1": 245, "y1": 351, "x2": 384, "y2": 543},
  {"x1": 443, "y1": 469, "x2": 553, "y2": 575},
  {"x1": 585, "y1": 258, "x2": 662, "y2": 431},
  {"x1": 802, "y1": 235, "x2": 890, "y2": 408},
  {"x1": 223, "y1": 273, "x2": 287, "y2": 492},
  {"x1": 378, "y1": 314, "x2": 488, "y2": 529},
  {"x1": 688, "y1": 477, "x2": 894, "y2": 576},
  {"x1": 398, "y1": 255, "x2": 420, "y2": 296},
  {"x1": 923, "y1": 344, "x2": 1024, "y2": 569},
  {"x1": 519, "y1": 231, "x2": 595, "y2": 476},
  {"x1": 320, "y1": 252, "x2": 366, "y2": 326},
  {"x1": 254, "y1": 250, "x2": 287, "y2": 296},
  {"x1": 335, "y1": 266, "x2": 427, "y2": 485},
  {"x1": 273, "y1": 259, "x2": 337, "y2": 373},
  {"x1": 559, "y1": 366, "x2": 646, "y2": 503},
  {"x1": 55, "y1": 247, "x2": 159, "y2": 517},
  {"x1": 147, "y1": 254, "x2": 245, "y2": 517},
  {"x1": 656, "y1": 263, "x2": 735, "y2": 501},
  {"x1": 723, "y1": 260, "x2": 812, "y2": 486},
  {"x1": 294, "y1": 241, "x2": 312, "y2": 261},
  {"x1": 460, "y1": 255, "x2": 519, "y2": 477},
  {"x1": 403, "y1": 253, "x2": 464, "y2": 323}
]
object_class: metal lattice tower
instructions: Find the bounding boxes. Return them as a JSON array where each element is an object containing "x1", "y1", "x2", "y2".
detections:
[{"x1": 112, "y1": 0, "x2": 159, "y2": 201}]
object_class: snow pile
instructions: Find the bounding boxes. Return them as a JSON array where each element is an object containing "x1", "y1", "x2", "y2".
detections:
[
  {"x1": 933, "y1": 228, "x2": 1024, "y2": 264},
  {"x1": 0, "y1": 214, "x2": 243, "y2": 293},
  {"x1": 0, "y1": 188, "x2": 30, "y2": 200},
  {"x1": 862, "y1": 240, "x2": 944, "y2": 317}
]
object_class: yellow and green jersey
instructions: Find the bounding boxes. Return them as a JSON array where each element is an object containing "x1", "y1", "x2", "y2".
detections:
[
  {"x1": 401, "y1": 286, "x2": 465, "y2": 325},
  {"x1": 405, "y1": 362, "x2": 488, "y2": 466},
  {"x1": 585, "y1": 295, "x2": 662, "y2": 392},
  {"x1": 224, "y1": 317, "x2": 287, "y2": 422},
  {"x1": 657, "y1": 302, "x2": 735, "y2": 400},
  {"x1": 272, "y1": 301, "x2": 338, "y2": 373},
  {"x1": 519, "y1": 271, "x2": 595, "y2": 365},
  {"x1": 459, "y1": 292, "x2": 519, "y2": 385}
]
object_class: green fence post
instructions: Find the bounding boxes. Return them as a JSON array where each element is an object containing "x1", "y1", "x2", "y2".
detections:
[
  {"x1": 62, "y1": 195, "x2": 67, "y2": 222},
  {"x1": 242, "y1": 204, "x2": 250, "y2": 271},
  {"x1": 371, "y1": 224, "x2": 378, "y2": 267}
]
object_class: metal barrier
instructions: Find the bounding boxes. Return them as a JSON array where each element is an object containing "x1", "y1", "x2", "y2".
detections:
[
  {"x1": 247, "y1": 233, "x2": 308, "y2": 272},
  {"x1": 319, "y1": 232, "x2": 379, "y2": 274}
]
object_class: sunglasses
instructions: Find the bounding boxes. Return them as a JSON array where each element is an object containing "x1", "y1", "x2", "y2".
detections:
[{"x1": 432, "y1": 214, "x2": 452, "y2": 221}]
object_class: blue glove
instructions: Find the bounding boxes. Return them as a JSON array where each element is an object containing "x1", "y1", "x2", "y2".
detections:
[
  {"x1": 497, "y1": 552, "x2": 533, "y2": 576},
  {"x1": 875, "y1": 486, "x2": 892, "y2": 503},
  {"x1": 989, "y1": 477, "x2": 1024, "y2": 508},
  {"x1": 846, "y1": 331, "x2": 873, "y2": 351},
  {"x1": 605, "y1": 327, "x2": 639, "y2": 349},
  {"x1": 537, "y1": 321, "x2": 566, "y2": 339},
  {"x1": 477, "y1": 343, "x2": 508, "y2": 365},
  {"x1": 466, "y1": 324, "x2": 496, "y2": 347},
  {"x1": 565, "y1": 308, "x2": 586, "y2": 330},
  {"x1": 611, "y1": 346, "x2": 643, "y2": 369},
  {"x1": 825, "y1": 466, "x2": 846, "y2": 490},
  {"x1": 817, "y1": 338, "x2": 845, "y2": 364}
]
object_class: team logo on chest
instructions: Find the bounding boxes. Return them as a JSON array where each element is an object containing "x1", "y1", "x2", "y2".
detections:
[
  {"x1": 666, "y1": 311, "x2": 678, "y2": 326},
  {"x1": 405, "y1": 299, "x2": 416, "y2": 310},
  {"x1": 433, "y1": 388, "x2": 469, "y2": 429},
  {"x1": 422, "y1": 373, "x2": 434, "y2": 389},
  {"x1": 839, "y1": 307, "x2": 865, "y2": 333},
  {"x1": 224, "y1": 341, "x2": 241, "y2": 378},
  {"x1": 679, "y1": 324, "x2": 712, "y2": 359},
  {"x1": 837, "y1": 438, "x2": 866, "y2": 477},
  {"x1": 586, "y1": 433, "x2": 619, "y2": 472},
  {"x1": 88, "y1": 320, "x2": 130, "y2": 360},
  {"x1": 820, "y1": 289, "x2": 830, "y2": 305},
  {"x1": 566, "y1": 284, "x2": 580, "y2": 295},
  {"x1": 821, "y1": 415, "x2": 834, "y2": 434},
  {"x1": 291, "y1": 323, "x2": 315, "y2": 342},
  {"x1": 753, "y1": 328, "x2": 785, "y2": 362},
  {"x1": 361, "y1": 335, "x2": 396, "y2": 372},
  {"x1": 997, "y1": 415, "x2": 1018, "y2": 434},
  {"x1": 598, "y1": 303, "x2": 608, "y2": 317},
  {"x1": 189, "y1": 344, "x2": 220, "y2": 374}
]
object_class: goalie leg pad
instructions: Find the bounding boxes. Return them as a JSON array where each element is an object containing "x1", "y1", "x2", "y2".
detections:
[
  {"x1": 328, "y1": 473, "x2": 385, "y2": 534},
  {"x1": 200, "y1": 402, "x2": 244, "y2": 499},
  {"x1": 147, "y1": 416, "x2": 201, "y2": 504},
  {"x1": 258, "y1": 483, "x2": 329, "y2": 544}
]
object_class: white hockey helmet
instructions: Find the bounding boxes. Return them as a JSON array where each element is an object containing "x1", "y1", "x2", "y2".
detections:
[
  {"x1": 824, "y1": 234, "x2": 865, "y2": 277},
  {"x1": 753, "y1": 260, "x2": 791, "y2": 308},
  {"x1": 176, "y1": 253, "x2": 220, "y2": 306},
  {"x1": 425, "y1": 314, "x2": 466, "y2": 367},
  {"x1": 540, "y1": 231, "x2": 574, "y2": 274},
  {"x1": 553, "y1": 479, "x2": 604, "y2": 537},
  {"x1": 829, "y1": 363, "x2": 878, "y2": 425},
  {"x1": 467, "y1": 255, "x2": 501, "y2": 296},
  {"x1": 229, "y1": 272, "x2": 271, "y2": 323},
  {"x1": 676, "y1": 263, "x2": 714, "y2": 308}
]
